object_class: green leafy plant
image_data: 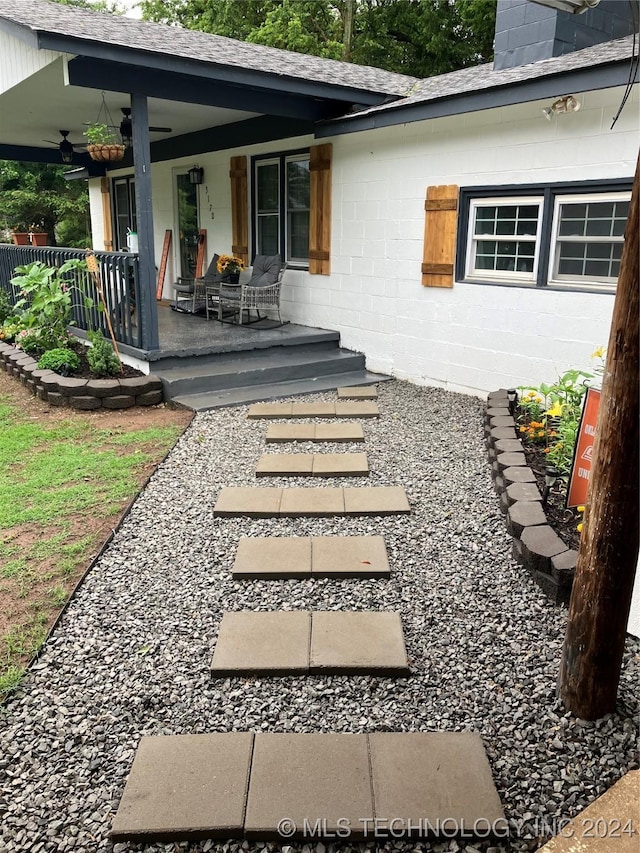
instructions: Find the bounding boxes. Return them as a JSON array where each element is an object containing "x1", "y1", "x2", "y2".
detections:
[
  {"x1": 0, "y1": 318, "x2": 25, "y2": 343},
  {"x1": 83, "y1": 123, "x2": 120, "y2": 145},
  {"x1": 87, "y1": 329, "x2": 121, "y2": 377},
  {"x1": 0, "y1": 290, "x2": 13, "y2": 324},
  {"x1": 37, "y1": 347, "x2": 80, "y2": 375}
]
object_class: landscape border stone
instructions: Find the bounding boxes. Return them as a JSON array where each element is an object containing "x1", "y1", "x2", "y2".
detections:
[
  {"x1": 485, "y1": 390, "x2": 577, "y2": 606},
  {"x1": 0, "y1": 341, "x2": 164, "y2": 410}
]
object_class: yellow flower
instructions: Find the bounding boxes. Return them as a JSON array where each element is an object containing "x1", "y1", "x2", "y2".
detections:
[
  {"x1": 544, "y1": 401, "x2": 564, "y2": 418},
  {"x1": 577, "y1": 523, "x2": 583, "y2": 533},
  {"x1": 591, "y1": 346, "x2": 606, "y2": 359},
  {"x1": 577, "y1": 505, "x2": 585, "y2": 513},
  {"x1": 537, "y1": 430, "x2": 545, "y2": 438}
]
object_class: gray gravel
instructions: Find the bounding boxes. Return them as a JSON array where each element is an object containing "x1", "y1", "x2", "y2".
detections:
[{"x1": 0, "y1": 380, "x2": 638, "y2": 853}]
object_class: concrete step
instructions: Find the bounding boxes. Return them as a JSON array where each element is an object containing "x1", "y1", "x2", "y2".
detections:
[
  {"x1": 111, "y1": 732, "x2": 506, "y2": 842},
  {"x1": 247, "y1": 400, "x2": 379, "y2": 419},
  {"x1": 213, "y1": 486, "x2": 411, "y2": 518},
  {"x1": 157, "y1": 347, "x2": 366, "y2": 397},
  {"x1": 172, "y1": 370, "x2": 388, "y2": 411},
  {"x1": 231, "y1": 535, "x2": 390, "y2": 579},
  {"x1": 255, "y1": 452, "x2": 369, "y2": 477},
  {"x1": 210, "y1": 611, "x2": 409, "y2": 676},
  {"x1": 265, "y1": 422, "x2": 365, "y2": 443}
]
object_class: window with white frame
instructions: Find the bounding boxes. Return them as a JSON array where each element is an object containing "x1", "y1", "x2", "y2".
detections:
[
  {"x1": 254, "y1": 151, "x2": 310, "y2": 264},
  {"x1": 467, "y1": 198, "x2": 543, "y2": 282},
  {"x1": 549, "y1": 193, "x2": 630, "y2": 286},
  {"x1": 460, "y1": 182, "x2": 631, "y2": 292}
]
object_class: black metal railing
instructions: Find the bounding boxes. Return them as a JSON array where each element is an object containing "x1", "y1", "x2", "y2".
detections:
[{"x1": 0, "y1": 244, "x2": 143, "y2": 349}]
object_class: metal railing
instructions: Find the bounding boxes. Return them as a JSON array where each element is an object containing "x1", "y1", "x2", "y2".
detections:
[{"x1": 0, "y1": 244, "x2": 143, "y2": 349}]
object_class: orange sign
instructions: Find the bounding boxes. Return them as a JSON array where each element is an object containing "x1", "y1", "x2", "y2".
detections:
[{"x1": 566, "y1": 387, "x2": 601, "y2": 508}]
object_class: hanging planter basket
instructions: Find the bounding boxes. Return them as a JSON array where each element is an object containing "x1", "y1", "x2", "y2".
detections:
[{"x1": 87, "y1": 143, "x2": 125, "y2": 162}]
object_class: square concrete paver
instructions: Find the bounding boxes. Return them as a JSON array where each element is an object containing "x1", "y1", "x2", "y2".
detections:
[
  {"x1": 312, "y1": 453, "x2": 369, "y2": 477},
  {"x1": 256, "y1": 454, "x2": 315, "y2": 476},
  {"x1": 290, "y1": 401, "x2": 337, "y2": 418},
  {"x1": 245, "y1": 734, "x2": 373, "y2": 839},
  {"x1": 369, "y1": 732, "x2": 506, "y2": 837},
  {"x1": 310, "y1": 612, "x2": 409, "y2": 675},
  {"x1": 335, "y1": 401, "x2": 379, "y2": 418},
  {"x1": 110, "y1": 733, "x2": 254, "y2": 842},
  {"x1": 210, "y1": 612, "x2": 311, "y2": 676},
  {"x1": 337, "y1": 386, "x2": 378, "y2": 399},
  {"x1": 265, "y1": 424, "x2": 316, "y2": 443},
  {"x1": 343, "y1": 486, "x2": 410, "y2": 515},
  {"x1": 247, "y1": 402, "x2": 293, "y2": 419},
  {"x1": 311, "y1": 536, "x2": 390, "y2": 577},
  {"x1": 315, "y1": 422, "x2": 365, "y2": 442},
  {"x1": 232, "y1": 537, "x2": 312, "y2": 579},
  {"x1": 213, "y1": 487, "x2": 283, "y2": 517},
  {"x1": 279, "y1": 487, "x2": 345, "y2": 516}
]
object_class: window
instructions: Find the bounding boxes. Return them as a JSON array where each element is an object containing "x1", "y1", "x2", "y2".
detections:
[
  {"x1": 549, "y1": 194, "x2": 629, "y2": 286},
  {"x1": 112, "y1": 177, "x2": 136, "y2": 252},
  {"x1": 467, "y1": 198, "x2": 542, "y2": 282},
  {"x1": 253, "y1": 151, "x2": 310, "y2": 264},
  {"x1": 459, "y1": 181, "x2": 631, "y2": 292}
]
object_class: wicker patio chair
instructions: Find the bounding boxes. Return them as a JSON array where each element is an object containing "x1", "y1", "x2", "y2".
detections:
[
  {"x1": 173, "y1": 253, "x2": 223, "y2": 313},
  {"x1": 217, "y1": 255, "x2": 287, "y2": 325}
]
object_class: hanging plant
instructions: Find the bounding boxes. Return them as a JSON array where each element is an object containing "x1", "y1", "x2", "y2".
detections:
[{"x1": 84, "y1": 94, "x2": 125, "y2": 162}]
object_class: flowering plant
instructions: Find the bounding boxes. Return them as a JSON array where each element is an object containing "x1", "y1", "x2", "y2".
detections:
[{"x1": 217, "y1": 254, "x2": 245, "y2": 276}]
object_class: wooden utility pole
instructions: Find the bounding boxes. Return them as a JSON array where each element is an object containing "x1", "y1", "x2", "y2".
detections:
[
  {"x1": 558, "y1": 154, "x2": 639, "y2": 719},
  {"x1": 342, "y1": 0, "x2": 355, "y2": 61}
]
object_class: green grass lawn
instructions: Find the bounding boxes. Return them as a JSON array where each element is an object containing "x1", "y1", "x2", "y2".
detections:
[{"x1": 0, "y1": 382, "x2": 191, "y2": 699}]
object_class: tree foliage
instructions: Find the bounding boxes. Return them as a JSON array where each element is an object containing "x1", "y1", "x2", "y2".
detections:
[
  {"x1": 0, "y1": 162, "x2": 91, "y2": 247},
  {"x1": 138, "y1": 0, "x2": 496, "y2": 78}
]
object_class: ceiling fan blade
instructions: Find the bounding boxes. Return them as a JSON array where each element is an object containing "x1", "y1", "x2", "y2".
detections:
[{"x1": 149, "y1": 126, "x2": 172, "y2": 133}]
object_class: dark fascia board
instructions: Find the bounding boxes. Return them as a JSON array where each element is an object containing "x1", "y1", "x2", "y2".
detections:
[
  {"x1": 147, "y1": 116, "x2": 314, "y2": 164},
  {"x1": 0, "y1": 144, "x2": 105, "y2": 174},
  {"x1": 67, "y1": 57, "x2": 345, "y2": 122},
  {"x1": 39, "y1": 32, "x2": 393, "y2": 106},
  {"x1": 316, "y1": 63, "x2": 633, "y2": 137}
]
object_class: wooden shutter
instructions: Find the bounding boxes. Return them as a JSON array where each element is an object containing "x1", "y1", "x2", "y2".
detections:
[
  {"x1": 421, "y1": 185, "x2": 458, "y2": 288},
  {"x1": 309, "y1": 143, "x2": 332, "y2": 275},
  {"x1": 100, "y1": 177, "x2": 113, "y2": 251},
  {"x1": 229, "y1": 155, "x2": 248, "y2": 266}
]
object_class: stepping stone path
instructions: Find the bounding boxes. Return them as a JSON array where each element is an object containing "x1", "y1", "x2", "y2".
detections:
[
  {"x1": 210, "y1": 611, "x2": 409, "y2": 676},
  {"x1": 232, "y1": 535, "x2": 390, "y2": 579},
  {"x1": 111, "y1": 732, "x2": 506, "y2": 842},
  {"x1": 255, "y1": 452, "x2": 369, "y2": 477},
  {"x1": 113, "y1": 385, "x2": 505, "y2": 842},
  {"x1": 265, "y1": 422, "x2": 365, "y2": 442}
]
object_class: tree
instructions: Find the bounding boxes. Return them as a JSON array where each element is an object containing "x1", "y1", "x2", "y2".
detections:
[
  {"x1": 138, "y1": 0, "x2": 496, "y2": 78},
  {"x1": 0, "y1": 162, "x2": 91, "y2": 247}
]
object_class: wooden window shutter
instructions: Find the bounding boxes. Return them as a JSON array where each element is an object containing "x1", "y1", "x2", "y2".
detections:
[
  {"x1": 101, "y1": 177, "x2": 113, "y2": 252},
  {"x1": 421, "y1": 185, "x2": 459, "y2": 288},
  {"x1": 309, "y1": 143, "x2": 332, "y2": 275},
  {"x1": 229, "y1": 155, "x2": 248, "y2": 266}
]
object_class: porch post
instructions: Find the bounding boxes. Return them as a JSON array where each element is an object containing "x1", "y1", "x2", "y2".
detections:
[{"x1": 131, "y1": 93, "x2": 159, "y2": 351}]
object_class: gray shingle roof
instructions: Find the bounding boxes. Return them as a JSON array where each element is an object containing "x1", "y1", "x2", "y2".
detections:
[
  {"x1": 342, "y1": 34, "x2": 637, "y2": 120},
  {"x1": 0, "y1": 0, "x2": 417, "y2": 97}
]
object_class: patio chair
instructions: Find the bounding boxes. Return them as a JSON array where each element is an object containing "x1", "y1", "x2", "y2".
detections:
[
  {"x1": 172, "y1": 253, "x2": 224, "y2": 313},
  {"x1": 217, "y1": 255, "x2": 287, "y2": 325}
]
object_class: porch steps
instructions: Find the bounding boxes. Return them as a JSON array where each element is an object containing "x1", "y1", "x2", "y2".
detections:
[
  {"x1": 171, "y1": 369, "x2": 387, "y2": 412},
  {"x1": 152, "y1": 339, "x2": 389, "y2": 411}
]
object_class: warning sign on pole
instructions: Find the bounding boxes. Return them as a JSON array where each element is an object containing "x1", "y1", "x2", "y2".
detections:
[{"x1": 566, "y1": 387, "x2": 601, "y2": 508}]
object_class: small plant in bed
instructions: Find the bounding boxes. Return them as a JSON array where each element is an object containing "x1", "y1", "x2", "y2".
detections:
[
  {"x1": 37, "y1": 347, "x2": 80, "y2": 376},
  {"x1": 86, "y1": 330, "x2": 121, "y2": 377}
]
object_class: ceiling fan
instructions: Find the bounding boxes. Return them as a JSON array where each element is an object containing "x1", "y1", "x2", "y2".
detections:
[
  {"x1": 43, "y1": 130, "x2": 84, "y2": 164},
  {"x1": 119, "y1": 108, "x2": 172, "y2": 147}
]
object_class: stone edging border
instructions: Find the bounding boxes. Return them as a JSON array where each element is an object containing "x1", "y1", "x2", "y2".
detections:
[
  {"x1": 485, "y1": 388, "x2": 577, "y2": 605},
  {"x1": 0, "y1": 341, "x2": 163, "y2": 410}
]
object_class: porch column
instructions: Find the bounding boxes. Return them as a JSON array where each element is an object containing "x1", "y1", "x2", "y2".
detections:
[{"x1": 131, "y1": 93, "x2": 159, "y2": 351}]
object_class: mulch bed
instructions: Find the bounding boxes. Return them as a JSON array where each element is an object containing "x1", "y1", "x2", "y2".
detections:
[{"x1": 69, "y1": 342, "x2": 143, "y2": 380}]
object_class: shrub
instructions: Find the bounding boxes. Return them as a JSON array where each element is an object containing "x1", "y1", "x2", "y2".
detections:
[
  {"x1": 0, "y1": 290, "x2": 12, "y2": 324},
  {"x1": 0, "y1": 318, "x2": 25, "y2": 343},
  {"x1": 37, "y1": 348, "x2": 80, "y2": 376},
  {"x1": 87, "y1": 330, "x2": 121, "y2": 377}
]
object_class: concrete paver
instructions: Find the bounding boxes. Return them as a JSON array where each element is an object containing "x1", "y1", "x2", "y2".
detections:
[
  {"x1": 335, "y1": 401, "x2": 379, "y2": 418},
  {"x1": 343, "y1": 486, "x2": 410, "y2": 515},
  {"x1": 265, "y1": 423, "x2": 316, "y2": 443},
  {"x1": 369, "y1": 732, "x2": 506, "y2": 836},
  {"x1": 311, "y1": 535, "x2": 390, "y2": 577},
  {"x1": 312, "y1": 452, "x2": 369, "y2": 477},
  {"x1": 337, "y1": 386, "x2": 377, "y2": 399},
  {"x1": 279, "y1": 487, "x2": 345, "y2": 516},
  {"x1": 256, "y1": 454, "x2": 315, "y2": 476},
  {"x1": 290, "y1": 401, "x2": 337, "y2": 417},
  {"x1": 310, "y1": 612, "x2": 409, "y2": 675},
  {"x1": 315, "y1": 422, "x2": 365, "y2": 442},
  {"x1": 244, "y1": 734, "x2": 373, "y2": 839},
  {"x1": 247, "y1": 402, "x2": 293, "y2": 419},
  {"x1": 213, "y1": 487, "x2": 283, "y2": 517},
  {"x1": 232, "y1": 537, "x2": 312, "y2": 579},
  {"x1": 110, "y1": 733, "x2": 254, "y2": 842},
  {"x1": 210, "y1": 612, "x2": 311, "y2": 676}
]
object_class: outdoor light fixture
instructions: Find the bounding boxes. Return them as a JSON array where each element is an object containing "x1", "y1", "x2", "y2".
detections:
[
  {"x1": 507, "y1": 388, "x2": 517, "y2": 415},
  {"x1": 188, "y1": 166, "x2": 204, "y2": 185},
  {"x1": 542, "y1": 95, "x2": 582, "y2": 120},
  {"x1": 542, "y1": 465, "x2": 561, "y2": 506},
  {"x1": 119, "y1": 116, "x2": 133, "y2": 149}
]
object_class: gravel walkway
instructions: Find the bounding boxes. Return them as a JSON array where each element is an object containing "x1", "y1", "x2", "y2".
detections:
[{"x1": 1, "y1": 380, "x2": 638, "y2": 853}]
